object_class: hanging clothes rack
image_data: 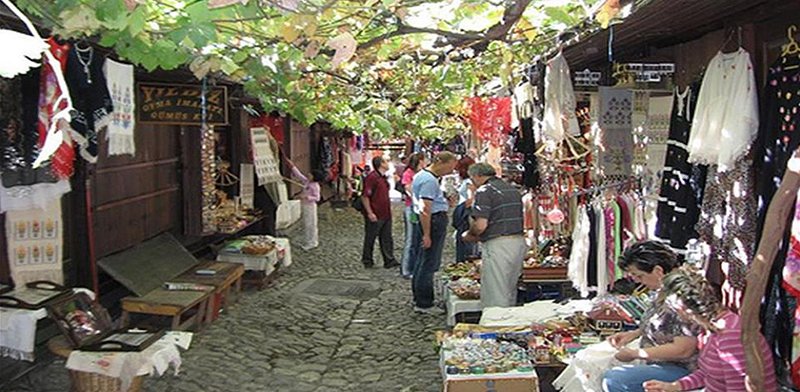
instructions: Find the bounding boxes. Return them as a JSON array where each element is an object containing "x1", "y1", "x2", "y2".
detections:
[{"x1": 565, "y1": 177, "x2": 640, "y2": 200}]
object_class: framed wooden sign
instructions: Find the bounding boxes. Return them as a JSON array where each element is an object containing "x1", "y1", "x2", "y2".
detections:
[{"x1": 137, "y1": 82, "x2": 228, "y2": 125}]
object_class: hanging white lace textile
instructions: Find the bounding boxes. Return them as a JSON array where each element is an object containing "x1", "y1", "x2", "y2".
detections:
[
  {"x1": 104, "y1": 58, "x2": 136, "y2": 156},
  {"x1": 543, "y1": 53, "x2": 580, "y2": 144},
  {"x1": 568, "y1": 206, "x2": 591, "y2": 297},
  {"x1": 686, "y1": 48, "x2": 759, "y2": 170}
]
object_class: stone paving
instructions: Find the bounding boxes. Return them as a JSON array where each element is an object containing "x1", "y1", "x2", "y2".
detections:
[{"x1": 10, "y1": 203, "x2": 453, "y2": 392}]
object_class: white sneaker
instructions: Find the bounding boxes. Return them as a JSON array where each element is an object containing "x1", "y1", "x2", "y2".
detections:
[{"x1": 414, "y1": 306, "x2": 445, "y2": 315}]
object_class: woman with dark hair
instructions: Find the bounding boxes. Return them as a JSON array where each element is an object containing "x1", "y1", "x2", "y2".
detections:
[
  {"x1": 453, "y1": 156, "x2": 477, "y2": 263},
  {"x1": 642, "y1": 268, "x2": 777, "y2": 392},
  {"x1": 601, "y1": 241, "x2": 703, "y2": 392},
  {"x1": 400, "y1": 152, "x2": 426, "y2": 278}
]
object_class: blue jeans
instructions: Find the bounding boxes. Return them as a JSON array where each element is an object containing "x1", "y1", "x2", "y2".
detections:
[
  {"x1": 602, "y1": 363, "x2": 690, "y2": 392},
  {"x1": 401, "y1": 206, "x2": 420, "y2": 276},
  {"x1": 412, "y1": 212, "x2": 448, "y2": 308},
  {"x1": 453, "y1": 203, "x2": 478, "y2": 263}
]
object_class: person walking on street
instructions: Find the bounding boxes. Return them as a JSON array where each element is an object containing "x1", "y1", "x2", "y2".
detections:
[
  {"x1": 462, "y1": 163, "x2": 527, "y2": 308},
  {"x1": 412, "y1": 151, "x2": 458, "y2": 314},
  {"x1": 401, "y1": 153, "x2": 426, "y2": 278},
  {"x1": 361, "y1": 156, "x2": 399, "y2": 269},
  {"x1": 288, "y1": 161, "x2": 324, "y2": 250},
  {"x1": 453, "y1": 156, "x2": 477, "y2": 263}
]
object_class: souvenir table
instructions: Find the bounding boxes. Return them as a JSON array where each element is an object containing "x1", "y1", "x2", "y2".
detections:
[
  {"x1": 444, "y1": 286, "x2": 482, "y2": 327},
  {"x1": 441, "y1": 261, "x2": 482, "y2": 326},
  {"x1": 48, "y1": 331, "x2": 191, "y2": 392},
  {"x1": 0, "y1": 288, "x2": 94, "y2": 361},
  {"x1": 216, "y1": 235, "x2": 291, "y2": 290},
  {"x1": 439, "y1": 326, "x2": 541, "y2": 392}
]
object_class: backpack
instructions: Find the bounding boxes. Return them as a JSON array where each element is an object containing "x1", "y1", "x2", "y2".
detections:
[{"x1": 351, "y1": 172, "x2": 366, "y2": 213}]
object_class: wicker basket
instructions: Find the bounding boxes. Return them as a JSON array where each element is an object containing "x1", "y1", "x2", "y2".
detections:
[
  {"x1": 68, "y1": 370, "x2": 144, "y2": 392},
  {"x1": 48, "y1": 336, "x2": 145, "y2": 392}
]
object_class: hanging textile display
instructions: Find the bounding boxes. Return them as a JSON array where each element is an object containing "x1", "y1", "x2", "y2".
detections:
[
  {"x1": 65, "y1": 44, "x2": 113, "y2": 163},
  {"x1": 0, "y1": 68, "x2": 71, "y2": 212},
  {"x1": 787, "y1": 191, "x2": 800, "y2": 388},
  {"x1": 103, "y1": 58, "x2": 136, "y2": 156},
  {"x1": 687, "y1": 48, "x2": 758, "y2": 170},
  {"x1": 250, "y1": 127, "x2": 282, "y2": 186},
  {"x1": 37, "y1": 37, "x2": 76, "y2": 179},
  {"x1": 0, "y1": 70, "x2": 71, "y2": 212},
  {"x1": 655, "y1": 83, "x2": 708, "y2": 253},
  {"x1": 201, "y1": 124, "x2": 217, "y2": 233},
  {"x1": 1, "y1": 76, "x2": 25, "y2": 174},
  {"x1": 543, "y1": 52, "x2": 580, "y2": 145},
  {"x1": 467, "y1": 96, "x2": 512, "y2": 146},
  {"x1": 568, "y1": 206, "x2": 591, "y2": 298},
  {"x1": 696, "y1": 158, "x2": 757, "y2": 310},
  {"x1": 4, "y1": 199, "x2": 63, "y2": 285},
  {"x1": 643, "y1": 95, "x2": 672, "y2": 174},
  {"x1": 513, "y1": 81, "x2": 540, "y2": 189},
  {"x1": 630, "y1": 90, "x2": 649, "y2": 174},
  {"x1": 598, "y1": 87, "x2": 634, "y2": 181},
  {"x1": 756, "y1": 53, "x2": 800, "y2": 390},
  {"x1": 691, "y1": 49, "x2": 759, "y2": 311}
]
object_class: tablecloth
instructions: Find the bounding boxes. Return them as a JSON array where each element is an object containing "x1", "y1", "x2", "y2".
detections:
[
  {"x1": 0, "y1": 288, "x2": 94, "y2": 361},
  {"x1": 66, "y1": 331, "x2": 192, "y2": 392}
]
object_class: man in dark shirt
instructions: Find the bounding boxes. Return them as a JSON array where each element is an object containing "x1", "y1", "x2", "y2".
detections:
[
  {"x1": 463, "y1": 163, "x2": 527, "y2": 308},
  {"x1": 361, "y1": 156, "x2": 399, "y2": 269}
]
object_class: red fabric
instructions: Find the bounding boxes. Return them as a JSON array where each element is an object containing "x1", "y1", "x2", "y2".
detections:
[
  {"x1": 467, "y1": 97, "x2": 512, "y2": 146},
  {"x1": 38, "y1": 38, "x2": 74, "y2": 179},
  {"x1": 363, "y1": 171, "x2": 391, "y2": 220},
  {"x1": 265, "y1": 115, "x2": 285, "y2": 145},
  {"x1": 252, "y1": 114, "x2": 285, "y2": 145}
]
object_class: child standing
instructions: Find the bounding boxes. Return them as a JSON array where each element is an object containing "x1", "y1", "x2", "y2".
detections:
[{"x1": 289, "y1": 161, "x2": 325, "y2": 250}]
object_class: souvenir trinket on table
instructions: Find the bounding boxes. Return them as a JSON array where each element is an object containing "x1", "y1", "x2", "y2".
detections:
[
  {"x1": 587, "y1": 303, "x2": 634, "y2": 335},
  {"x1": 441, "y1": 337, "x2": 534, "y2": 375}
]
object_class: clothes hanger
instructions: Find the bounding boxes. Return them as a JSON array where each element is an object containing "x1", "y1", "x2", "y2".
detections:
[
  {"x1": 781, "y1": 25, "x2": 800, "y2": 70},
  {"x1": 719, "y1": 26, "x2": 742, "y2": 53}
]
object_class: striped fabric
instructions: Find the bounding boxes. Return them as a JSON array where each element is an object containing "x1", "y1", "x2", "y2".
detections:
[{"x1": 678, "y1": 311, "x2": 777, "y2": 392}]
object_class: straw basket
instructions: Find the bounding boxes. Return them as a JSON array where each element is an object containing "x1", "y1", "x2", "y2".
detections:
[{"x1": 48, "y1": 336, "x2": 145, "y2": 392}]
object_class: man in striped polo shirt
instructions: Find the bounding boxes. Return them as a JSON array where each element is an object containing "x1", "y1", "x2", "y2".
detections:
[{"x1": 462, "y1": 163, "x2": 527, "y2": 308}]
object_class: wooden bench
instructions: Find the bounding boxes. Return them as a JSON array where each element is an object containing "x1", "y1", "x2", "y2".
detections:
[
  {"x1": 120, "y1": 288, "x2": 211, "y2": 331},
  {"x1": 100, "y1": 234, "x2": 238, "y2": 331},
  {"x1": 171, "y1": 261, "x2": 244, "y2": 323}
]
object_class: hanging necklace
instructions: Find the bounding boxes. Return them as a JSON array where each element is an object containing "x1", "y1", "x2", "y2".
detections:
[{"x1": 75, "y1": 44, "x2": 93, "y2": 84}]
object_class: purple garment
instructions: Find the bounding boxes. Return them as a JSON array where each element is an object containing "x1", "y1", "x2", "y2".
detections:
[{"x1": 291, "y1": 166, "x2": 320, "y2": 203}]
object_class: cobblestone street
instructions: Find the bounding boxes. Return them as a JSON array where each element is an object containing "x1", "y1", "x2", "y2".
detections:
[{"x1": 11, "y1": 204, "x2": 450, "y2": 392}]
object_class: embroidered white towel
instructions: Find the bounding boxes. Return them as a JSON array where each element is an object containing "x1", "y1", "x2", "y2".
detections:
[{"x1": 103, "y1": 58, "x2": 136, "y2": 156}]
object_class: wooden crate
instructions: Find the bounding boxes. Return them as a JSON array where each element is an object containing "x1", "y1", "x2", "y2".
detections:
[{"x1": 522, "y1": 267, "x2": 568, "y2": 282}]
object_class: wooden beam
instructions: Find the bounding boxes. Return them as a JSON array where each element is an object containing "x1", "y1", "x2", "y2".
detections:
[{"x1": 741, "y1": 147, "x2": 800, "y2": 391}]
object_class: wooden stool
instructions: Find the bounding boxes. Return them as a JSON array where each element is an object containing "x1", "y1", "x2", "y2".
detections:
[
  {"x1": 47, "y1": 336, "x2": 144, "y2": 392},
  {"x1": 120, "y1": 288, "x2": 211, "y2": 331}
]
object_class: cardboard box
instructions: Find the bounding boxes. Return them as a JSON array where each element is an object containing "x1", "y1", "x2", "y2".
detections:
[{"x1": 443, "y1": 373, "x2": 539, "y2": 392}]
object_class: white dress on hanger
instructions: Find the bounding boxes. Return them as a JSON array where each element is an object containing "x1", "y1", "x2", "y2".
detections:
[
  {"x1": 568, "y1": 206, "x2": 591, "y2": 298},
  {"x1": 543, "y1": 52, "x2": 580, "y2": 144},
  {"x1": 686, "y1": 48, "x2": 759, "y2": 170}
]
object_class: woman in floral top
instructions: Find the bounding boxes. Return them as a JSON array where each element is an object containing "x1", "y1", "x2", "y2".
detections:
[{"x1": 602, "y1": 241, "x2": 702, "y2": 392}]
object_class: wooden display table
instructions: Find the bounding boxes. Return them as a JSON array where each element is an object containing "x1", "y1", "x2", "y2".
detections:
[
  {"x1": 121, "y1": 288, "x2": 211, "y2": 331},
  {"x1": 171, "y1": 261, "x2": 244, "y2": 323}
]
